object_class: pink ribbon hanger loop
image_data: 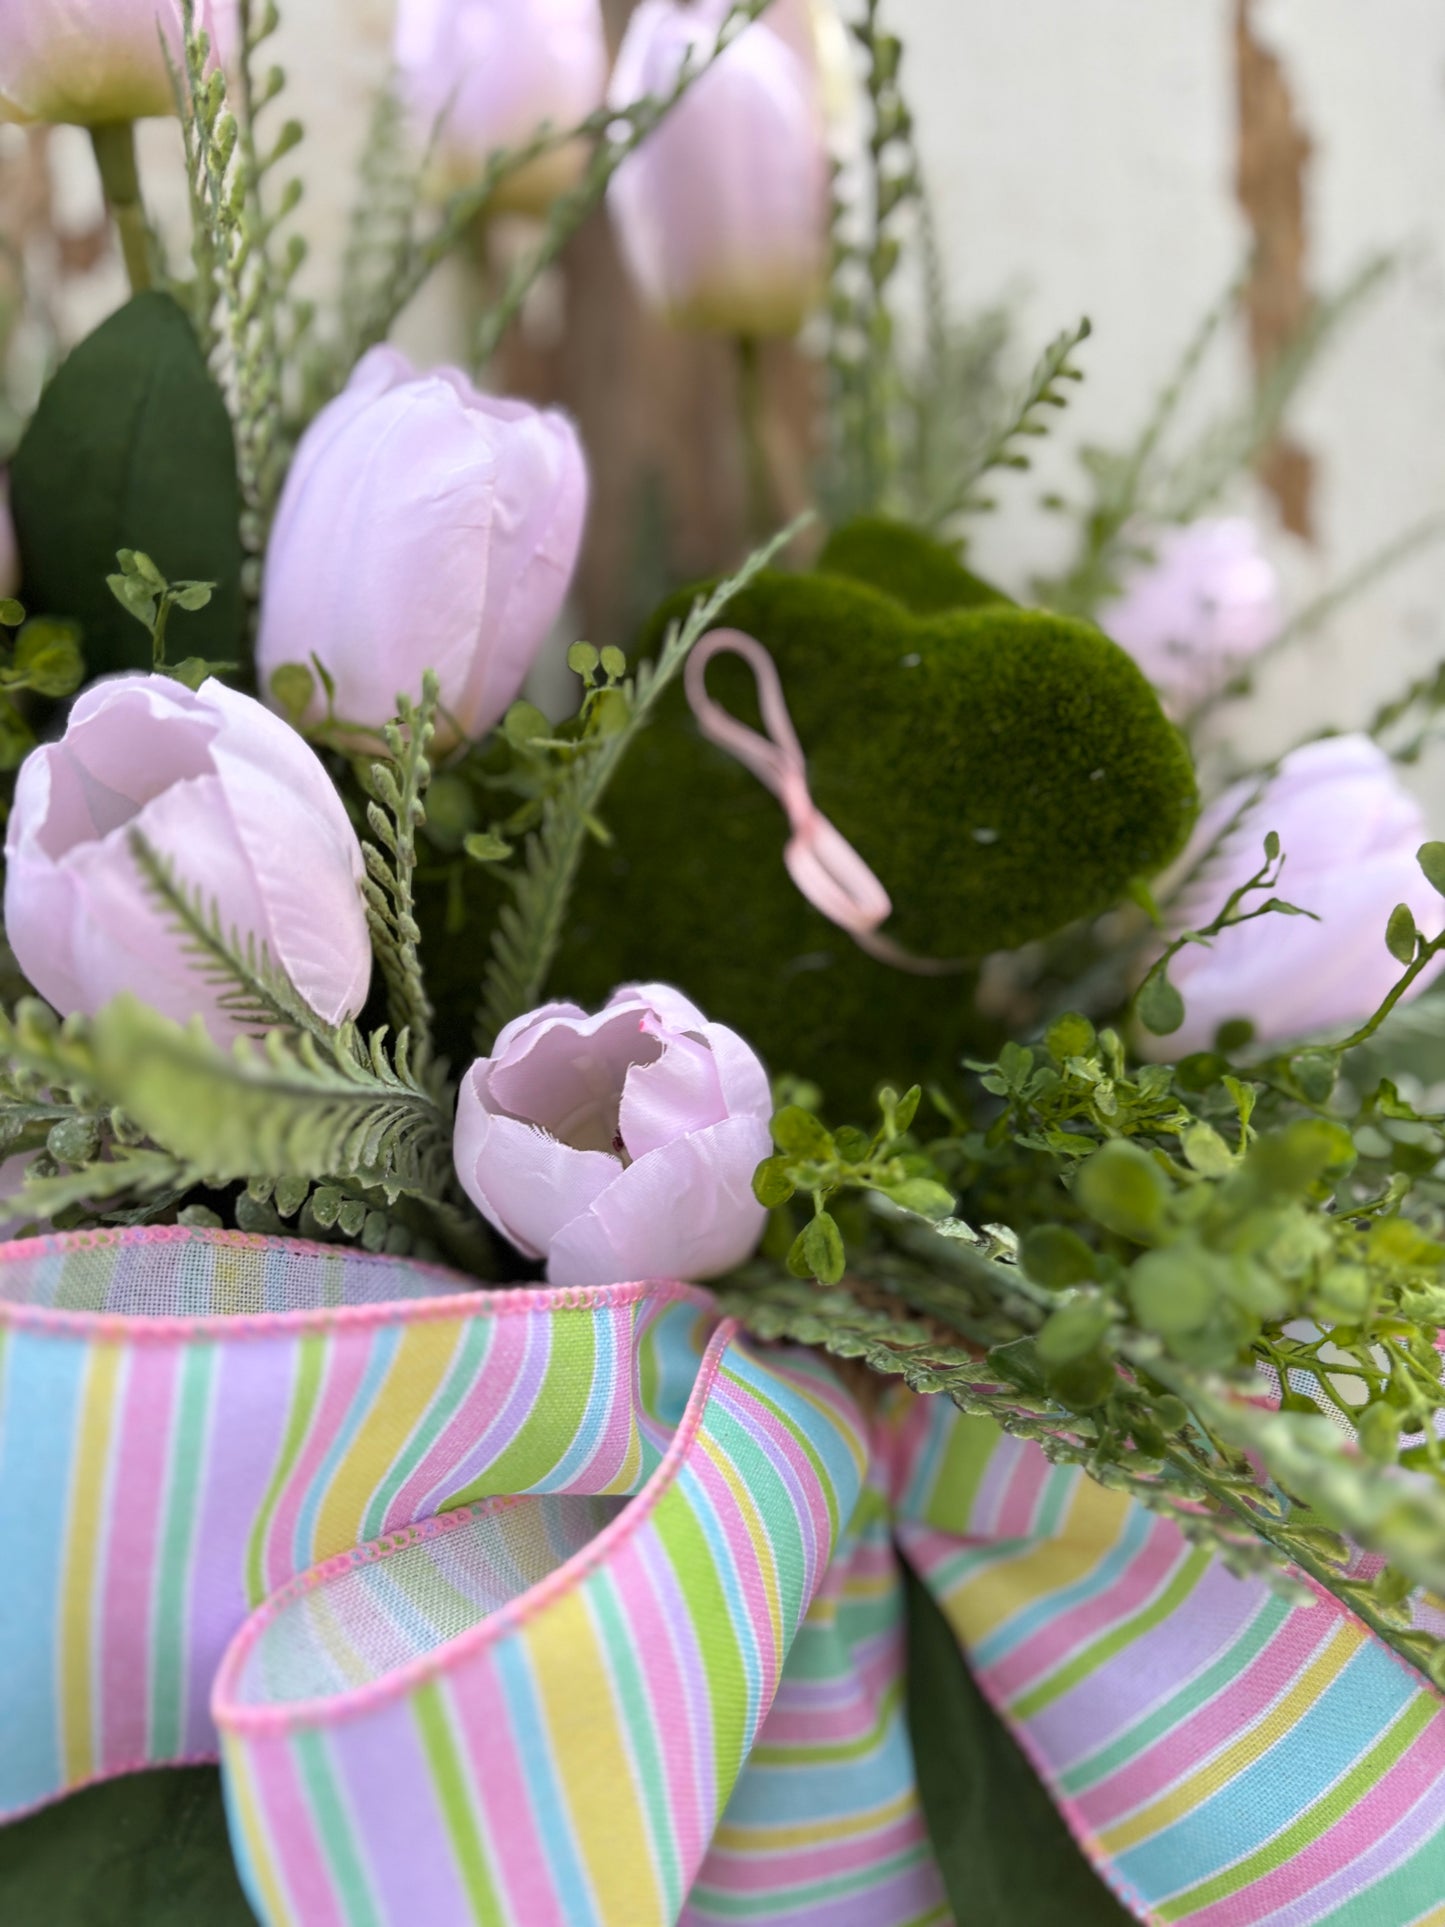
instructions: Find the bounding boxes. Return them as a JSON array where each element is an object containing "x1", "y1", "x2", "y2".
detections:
[{"x1": 684, "y1": 630, "x2": 961, "y2": 977}]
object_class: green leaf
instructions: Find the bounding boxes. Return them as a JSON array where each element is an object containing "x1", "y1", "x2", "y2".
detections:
[
  {"x1": 0, "y1": 1766, "x2": 252, "y2": 1927},
  {"x1": 9, "y1": 619, "x2": 83, "y2": 697},
  {"x1": 802, "y1": 1209, "x2": 847, "y2": 1285},
  {"x1": 463, "y1": 831, "x2": 514, "y2": 864},
  {"x1": 904, "y1": 1564, "x2": 1133, "y2": 1927},
  {"x1": 1128, "y1": 1244, "x2": 1221, "y2": 1337},
  {"x1": 1181, "y1": 1121, "x2": 1234, "y2": 1178},
  {"x1": 1037, "y1": 1298, "x2": 1112, "y2": 1365},
  {"x1": 1074, "y1": 1139, "x2": 1171, "y2": 1243},
  {"x1": 1136, "y1": 969, "x2": 1185, "y2": 1036},
  {"x1": 885, "y1": 1177, "x2": 955, "y2": 1219},
  {"x1": 1045, "y1": 1012, "x2": 1096, "y2": 1063},
  {"x1": 752, "y1": 1155, "x2": 796, "y2": 1208},
  {"x1": 1385, "y1": 903, "x2": 1418, "y2": 965},
  {"x1": 10, "y1": 292, "x2": 243, "y2": 675},
  {"x1": 1419, "y1": 842, "x2": 1445, "y2": 896},
  {"x1": 771, "y1": 1105, "x2": 833, "y2": 1159},
  {"x1": 267, "y1": 661, "x2": 315, "y2": 725},
  {"x1": 1020, "y1": 1224, "x2": 1098, "y2": 1289}
]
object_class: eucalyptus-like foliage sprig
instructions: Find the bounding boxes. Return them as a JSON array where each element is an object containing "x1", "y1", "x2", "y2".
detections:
[{"x1": 735, "y1": 842, "x2": 1445, "y2": 1688}]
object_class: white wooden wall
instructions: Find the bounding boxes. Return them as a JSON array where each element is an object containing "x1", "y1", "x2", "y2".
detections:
[{"x1": 32, "y1": 1, "x2": 1445, "y2": 803}]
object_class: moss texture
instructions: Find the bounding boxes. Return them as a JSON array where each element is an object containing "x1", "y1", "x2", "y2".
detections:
[
  {"x1": 547, "y1": 565, "x2": 1197, "y2": 1107},
  {"x1": 817, "y1": 515, "x2": 1012, "y2": 614}
]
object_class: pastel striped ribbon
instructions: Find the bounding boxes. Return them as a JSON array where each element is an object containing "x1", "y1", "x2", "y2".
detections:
[{"x1": 2, "y1": 1229, "x2": 1444, "y2": 1925}]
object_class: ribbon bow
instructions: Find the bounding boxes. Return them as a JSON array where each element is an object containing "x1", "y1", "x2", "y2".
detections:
[
  {"x1": 3, "y1": 1227, "x2": 1444, "y2": 1925},
  {"x1": 685, "y1": 631, "x2": 960, "y2": 976}
]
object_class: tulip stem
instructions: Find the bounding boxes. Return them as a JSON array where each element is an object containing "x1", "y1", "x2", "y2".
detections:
[
  {"x1": 89, "y1": 122, "x2": 155, "y2": 295},
  {"x1": 736, "y1": 335, "x2": 776, "y2": 544}
]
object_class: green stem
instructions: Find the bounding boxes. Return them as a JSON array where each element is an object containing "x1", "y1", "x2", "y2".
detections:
[
  {"x1": 89, "y1": 122, "x2": 154, "y2": 295},
  {"x1": 735, "y1": 335, "x2": 775, "y2": 544}
]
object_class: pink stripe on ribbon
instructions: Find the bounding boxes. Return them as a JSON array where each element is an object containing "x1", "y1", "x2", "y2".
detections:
[{"x1": 684, "y1": 632, "x2": 960, "y2": 977}]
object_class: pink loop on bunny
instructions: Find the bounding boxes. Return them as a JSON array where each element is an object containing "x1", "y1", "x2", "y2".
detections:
[{"x1": 684, "y1": 630, "x2": 960, "y2": 976}]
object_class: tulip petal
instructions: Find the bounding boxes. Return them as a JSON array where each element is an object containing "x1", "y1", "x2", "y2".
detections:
[
  {"x1": 619, "y1": 1028, "x2": 728, "y2": 1160},
  {"x1": 454, "y1": 1096, "x2": 620, "y2": 1261},
  {"x1": 486, "y1": 1007, "x2": 659, "y2": 1154},
  {"x1": 546, "y1": 1113, "x2": 772, "y2": 1287}
]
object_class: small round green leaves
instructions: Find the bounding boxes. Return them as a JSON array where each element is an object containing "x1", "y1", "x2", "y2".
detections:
[
  {"x1": 1419, "y1": 842, "x2": 1445, "y2": 896},
  {"x1": 1074, "y1": 1140, "x2": 1171, "y2": 1243}
]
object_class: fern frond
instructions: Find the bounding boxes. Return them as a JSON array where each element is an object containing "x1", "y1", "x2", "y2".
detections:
[
  {"x1": 88, "y1": 997, "x2": 454, "y2": 1199},
  {"x1": 127, "y1": 831, "x2": 347, "y2": 1052},
  {"x1": 945, "y1": 316, "x2": 1091, "y2": 518},
  {"x1": 478, "y1": 520, "x2": 806, "y2": 1046}
]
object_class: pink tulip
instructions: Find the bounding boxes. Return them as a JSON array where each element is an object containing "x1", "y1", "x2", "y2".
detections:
[
  {"x1": 5, "y1": 675, "x2": 371, "y2": 1043},
  {"x1": 455, "y1": 983, "x2": 773, "y2": 1286},
  {"x1": 608, "y1": 0, "x2": 832, "y2": 337},
  {"x1": 1099, "y1": 519, "x2": 1283, "y2": 717},
  {"x1": 257, "y1": 347, "x2": 588, "y2": 745},
  {"x1": 394, "y1": 0, "x2": 609, "y2": 215},
  {"x1": 1150, "y1": 736, "x2": 1444, "y2": 1055},
  {"x1": 0, "y1": 476, "x2": 17, "y2": 603},
  {"x1": 0, "y1": 0, "x2": 237, "y2": 126}
]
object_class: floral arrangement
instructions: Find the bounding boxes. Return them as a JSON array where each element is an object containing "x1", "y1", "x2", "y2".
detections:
[{"x1": 5, "y1": 1, "x2": 1445, "y2": 1923}]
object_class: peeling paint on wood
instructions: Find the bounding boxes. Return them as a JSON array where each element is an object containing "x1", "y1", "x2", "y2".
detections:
[{"x1": 1234, "y1": 0, "x2": 1317, "y2": 540}]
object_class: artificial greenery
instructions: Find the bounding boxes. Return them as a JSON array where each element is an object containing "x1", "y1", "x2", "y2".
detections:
[
  {"x1": 6, "y1": 0, "x2": 1445, "y2": 1734},
  {"x1": 555, "y1": 563, "x2": 1197, "y2": 1097}
]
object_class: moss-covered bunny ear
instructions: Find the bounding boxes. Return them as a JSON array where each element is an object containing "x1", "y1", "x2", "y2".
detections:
[{"x1": 556, "y1": 561, "x2": 1197, "y2": 1105}]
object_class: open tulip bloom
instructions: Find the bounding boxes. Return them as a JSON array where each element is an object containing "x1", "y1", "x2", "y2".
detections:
[{"x1": 4, "y1": 3, "x2": 1445, "y2": 1925}]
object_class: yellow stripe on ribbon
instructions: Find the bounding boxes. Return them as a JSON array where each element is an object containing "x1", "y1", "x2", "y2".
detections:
[
  {"x1": 943, "y1": 1470, "x2": 1134, "y2": 1646},
  {"x1": 313, "y1": 1320, "x2": 466, "y2": 1561},
  {"x1": 525, "y1": 1584, "x2": 667, "y2": 1925},
  {"x1": 59, "y1": 1342, "x2": 123, "y2": 1782},
  {"x1": 712, "y1": 1787, "x2": 919, "y2": 1853}
]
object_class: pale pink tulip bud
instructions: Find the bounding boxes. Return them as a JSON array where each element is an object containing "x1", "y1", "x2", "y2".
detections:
[
  {"x1": 608, "y1": 0, "x2": 832, "y2": 337},
  {"x1": 0, "y1": 476, "x2": 17, "y2": 602},
  {"x1": 1149, "y1": 736, "x2": 1444, "y2": 1056},
  {"x1": 1099, "y1": 519, "x2": 1283, "y2": 717},
  {"x1": 394, "y1": 0, "x2": 609, "y2": 216},
  {"x1": 455, "y1": 983, "x2": 773, "y2": 1286},
  {"x1": 4, "y1": 675, "x2": 371, "y2": 1044},
  {"x1": 257, "y1": 347, "x2": 588, "y2": 745},
  {"x1": 0, "y1": 0, "x2": 238, "y2": 127}
]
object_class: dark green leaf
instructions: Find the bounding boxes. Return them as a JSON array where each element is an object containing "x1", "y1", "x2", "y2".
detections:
[
  {"x1": 0, "y1": 1767, "x2": 253, "y2": 1927},
  {"x1": 904, "y1": 1563, "x2": 1133, "y2": 1927},
  {"x1": 1019, "y1": 1224, "x2": 1098, "y2": 1289},
  {"x1": 10, "y1": 292, "x2": 243, "y2": 675},
  {"x1": 1037, "y1": 1298, "x2": 1111, "y2": 1364}
]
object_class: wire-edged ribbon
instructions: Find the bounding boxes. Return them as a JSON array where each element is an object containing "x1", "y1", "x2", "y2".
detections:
[
  {"x1": 3, "y1": 1226, "x2": 1444, "y2": 1926},
  {"x1": 685, "y1": 630, "x2": 961, "y2": 975}
]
